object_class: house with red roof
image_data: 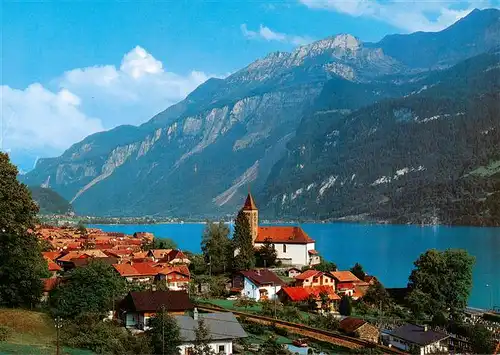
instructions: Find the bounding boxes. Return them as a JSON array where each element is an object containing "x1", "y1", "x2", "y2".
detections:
[
  {"x1": 157, "y1": 265, "x2": 191, "y2": 290},
  {"x1": 241, "y1": 193, "x2": 319, "y2": 266},
  {"x1": 233, "y1": 269, "x2": 285, "y2": 301},
  {"x1": 278, "y1": 286, "x2": 340, "y2": 311},
  {"x1": 294, "y1": 270, "x2": 335, "y2": 289},
  {"x1": 331, "y1": 271, "x2": 361, "y2": 297},
  {"x1": 113, "y1": 262, "x2": 159, "y2": 283}
]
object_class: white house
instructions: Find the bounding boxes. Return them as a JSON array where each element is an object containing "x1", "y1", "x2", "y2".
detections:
[
  {"x1": 233, "y1": 269, "x2": 285, "y2": 301},
  {"x1": 386, "y1": 324, "x2": 449, "y2": 355},
  {"x1": 241, "y1": 193, "x2": 320, "y2": 267},
  {"x1": 175, "y1": 311, "x2": 247, "y2": 355}
]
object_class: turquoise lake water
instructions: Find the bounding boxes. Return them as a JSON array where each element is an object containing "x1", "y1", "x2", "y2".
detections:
[{"x1": 90, "y1": 223, "x2": 500, "y2": 309}]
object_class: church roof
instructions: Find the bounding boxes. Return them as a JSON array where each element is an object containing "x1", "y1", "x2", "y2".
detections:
[
  {"x1": 255, "y1": 226, "x2": 314, "y2": 244},
  {"x1": 242, "y1": 193, "x2": 258, "y2": 211}
]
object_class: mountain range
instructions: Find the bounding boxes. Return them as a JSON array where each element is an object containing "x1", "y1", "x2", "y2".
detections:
[{"x1": 22, "y1": 8, "x2": 500, "y2": 224}]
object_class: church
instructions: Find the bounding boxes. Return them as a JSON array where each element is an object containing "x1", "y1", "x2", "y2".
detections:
[{"x1": 241, "y1": 193, "x2": 320, "y2": 267}]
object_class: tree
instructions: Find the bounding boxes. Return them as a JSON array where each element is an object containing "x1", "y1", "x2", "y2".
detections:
[
  {"x1": 232, "y1": 210, "x2": 255, "y2": 271},
  {"x1": 313, "y1": 259, "x2": 337, "y2": 273},
  {"x1": 0, "y1": 153, "x2": 39, "y2": 235},
  {"x1": 0, "y1": 153, "x2": 48, "y2": 308},
  {"x1": 407, "y1": 249, "x2": 475, "y2": 319},
  {"x1": 350, "y1": 263, "x2": 366, "y2": 280},
  {"x1": 201, "y1": 221, "x2": 232, "y2": 274},
  {"x1": 148, "y1": 307, "x2": 181, "y2": 355},
  {"x1": 363, "y1": 281, "x2": 392, "y2": 310},
  {"x1": 255, "y1": 237, "x2": 278, "y2": 268},
  {"x1": 339, "y1": 295, "x2": 352, "y2": 316},
  {"x1": 259, "y1": 335, "x2": 289, "y2": 355},
  {"x1": 145, "y1": 238, "x2": 178, "y2": 251},
  {"x1": 188, "y1": 252, "x2": 208, "y2": 276},
  {"x1": 193, "y1": 318, "x2": 215, "y2": 355},
  {"x1": 61, "y1": 313, "x2": 152, "y2": 354},
  {"x1": 50, "y1": 260, "x2": 126, "y2": 318},
  {"x1": 468, "y1": 324, "x2": 495, "y2": 354},
  {"x1": 39, "y1": 239, "x2": 54, "y2": 252},
  {"x1": 76, "y1": 221, "x2": 88, "y2": 235}
]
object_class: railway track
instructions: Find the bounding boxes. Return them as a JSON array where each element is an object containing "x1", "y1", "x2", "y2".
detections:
[{"x1": 196, "y1": 304, "x2": 406, "y2": 354}]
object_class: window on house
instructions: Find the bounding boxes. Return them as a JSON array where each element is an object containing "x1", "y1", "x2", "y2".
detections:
[
  {"x1": 313, "y1": 277, "x2": 318, "y2": 283},
  {"x1": 283, "y1": 244, "x2": 286, "y2": 253},
  {"x1": 218, "y1": 345, "x2": 225, "y2": 353}
]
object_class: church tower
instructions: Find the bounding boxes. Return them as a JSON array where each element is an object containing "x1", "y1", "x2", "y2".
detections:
[{"x1": 242, "y1": 192, "x2": 259, "y2": 243}]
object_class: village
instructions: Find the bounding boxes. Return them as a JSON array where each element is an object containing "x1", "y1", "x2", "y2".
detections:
[{"x1": 33, "y1": 193, "x2": 499, "y2": 355}]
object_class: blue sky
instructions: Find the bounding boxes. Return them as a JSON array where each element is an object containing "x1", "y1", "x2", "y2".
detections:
[{"x1": 1, "y1": 0, "x2": 499, "y2": 170}]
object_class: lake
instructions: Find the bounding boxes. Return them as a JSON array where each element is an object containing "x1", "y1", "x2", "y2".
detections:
[{"x1": 90, "y1": 223, "x2": 500, "y2": 309}]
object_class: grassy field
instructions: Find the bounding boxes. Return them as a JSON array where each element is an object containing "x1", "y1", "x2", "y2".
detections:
[{"x1": 0, "y1": 309, "x2": 93, "y2": 355}]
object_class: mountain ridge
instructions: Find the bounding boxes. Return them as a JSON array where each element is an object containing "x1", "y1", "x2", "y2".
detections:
[{"x1": 21, "y1": 8, "x2": 500, "y2": 221}]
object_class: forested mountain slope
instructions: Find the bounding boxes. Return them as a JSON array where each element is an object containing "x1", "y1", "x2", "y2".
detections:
[
  {"x1": 21, "y1": 9, "x2": 500, "y2": 220},
  {"x1": 261, "y1": 52, "x2": 500, "y2": 225}
]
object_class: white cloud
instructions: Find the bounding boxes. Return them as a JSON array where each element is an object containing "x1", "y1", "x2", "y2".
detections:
[
  {"x1": 0, "y1": 84, "x2": 103, "y2": 153},
  {"x1": 1, "y1": 46, "x2": 221, "y2": 167},
  {"x1": 241, "y1": 24, "x2": 314, "y2": 45},
  {"x1": 299, "y1": 0, "x2": 499, "y2": 32},
  {"x1": 58, "y1": 46, "x2": 220, "y2": 127}
]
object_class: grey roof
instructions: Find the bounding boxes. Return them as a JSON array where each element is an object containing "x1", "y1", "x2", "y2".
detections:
[
  {"x1": 175, "y1": 312, "x2": 247, "y2": 342},
  {"x1": 390, "y1": 324, "x2": 449, "y2": 346}
]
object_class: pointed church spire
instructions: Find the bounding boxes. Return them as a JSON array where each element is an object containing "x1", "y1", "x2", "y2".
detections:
[{"x1": 242, "y1": 190, "x2": 258, "y2": 211}]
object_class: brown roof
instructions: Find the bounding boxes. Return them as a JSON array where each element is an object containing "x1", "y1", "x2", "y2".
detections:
[
  {"x1": 71, "y1": 257, "x2": 119, "y2": 268},
  {"x1": 149, "y1": 249, "x2": 173, "y2": 259},
  {"x1": 255, "y1": 226, "x2": 314, "y2": 244},
  {"x1": 113, "y1": 262, "x2": 159, "y2": 277},
  {"x1": 240, "y1": 269, "x2": 285, "y2": 287},
  {"x1": 121, "y1": 290, "x2": 193, "y2": 313},
  {"x1": 331, "y1": 271, "x2": 361, "y2": 283},
  {"x1": 339, "y1": 317, "x2": 368, "y2": 333},
  {"x1": 42, "y1": 277, "x2": 60, "y2": 292},
  {"x1": 242, "y1": 193, "x2": 258, "y2": 211},
  {"x1": 294, "y1": 269, "x2": 322, "y2": 280}
]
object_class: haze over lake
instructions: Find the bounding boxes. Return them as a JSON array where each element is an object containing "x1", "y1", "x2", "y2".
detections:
[{"x1": 91, "y1": 223, "x2": 500, "y2": 309}]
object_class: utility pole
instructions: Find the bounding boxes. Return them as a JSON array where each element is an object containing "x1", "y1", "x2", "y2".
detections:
[
  {"x1": 161, "y1": 305, "x2": 165, "y2": 355},
  {"x1": 54, "y1": 316, "x2": 62, "y2": 355}
]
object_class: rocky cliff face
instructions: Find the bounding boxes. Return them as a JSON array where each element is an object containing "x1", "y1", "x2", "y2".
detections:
[{"x1": 22, "y1": 9, "x2": 500, "y2": 218}]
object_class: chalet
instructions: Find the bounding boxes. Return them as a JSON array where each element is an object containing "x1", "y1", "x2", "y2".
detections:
[
  {"x1": 386, "y1": 324, "x2": 449, "y2": 355},
  {"x1": 339, "y1": 317, "x2": 379, "y2": 343},
  {"x1": 331, "y1": 271, "x2": 361, "y2": 296},
  {"x1": 287, "y1": 267, "x2": 302, "y2": 278},
  {"x1": 278, "y1": 286, "x2": 340, "y2": 311},
  {"x1": 233, "y1": 269, "x2": 285, "y2": 301},
  {"x1": 156, "y1": 265, "x2": 191, "y2": 290},
  {"x1": 294, "y1": 270, "x2": 335, "y2": 289},
  {"x1": 119, "y1": 290, "x2": 193, "y2": 330},
  {"x1": 147, "y1": 249, "x2": 191, "y2": 264},
  {"x1": 241, "y1": 193, "x2": 319, "y2": 266},
  {"x1": 176, "y1": 310, "x2": 247, "y2": 355},
  {"x1": 113, "y1": 262, "x2": 159, "y2": 283}
]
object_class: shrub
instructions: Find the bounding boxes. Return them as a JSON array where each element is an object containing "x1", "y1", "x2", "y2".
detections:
[{"x1": 0, "y1": 325, "x2": 12, "y2": 341}]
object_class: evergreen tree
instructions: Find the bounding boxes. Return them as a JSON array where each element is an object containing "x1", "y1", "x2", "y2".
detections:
[
  {"x1": 148, "y1": 307, "x2": 181, "y2": 355},
  {"x1": 0, "y1": 153, "x2": 48, "y2": 307},
  {"x1": 50, "y1": 260, "x2": 126, "y2": 318},
  {"x1": 201, "y1": 221, "x2": 232, "y2": 274},
  {"x1": 0, "y1": 153, "x2": 39, "y2": 235},
  {"x1": 339, "y1": 295, "x2": 352, "y2": 316},
  {"x1": 232, "y1": 210, "x2": 255, "y2": 271},
  {"x1": 350, "y1": 263, "x2": 366, "y2": 280},
  {"x1": 193, "y1": 318, "x2": 215, "y2": 355},
  {"x1": 255, "y1": 237, "x2": 278, "y2": 268}
]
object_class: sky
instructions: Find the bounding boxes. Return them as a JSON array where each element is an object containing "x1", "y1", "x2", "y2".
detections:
[{"x1": 1, "y1": 0, "x2": 499, "y2": 171}]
